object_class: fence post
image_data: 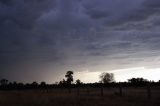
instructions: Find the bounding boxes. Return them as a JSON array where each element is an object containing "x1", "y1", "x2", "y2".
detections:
[
  {"x1": 101, "y1": 86, "x2": 104, "y2": 96},
  {"x1": 147, "y1": 83, "x2": 151, "y2": 99},
  {"x1": 87, "y1": 87, "x2": 90, "y2": 95},
  {"x1": 101, "y1": 83, "x2": 103, "y2": 96},
  {"x1": 77, "y1": 87, "x2": 80, "y2": 96},
  {"x1": 119, "y1": 84, "x2": 122, "y2": 96}
]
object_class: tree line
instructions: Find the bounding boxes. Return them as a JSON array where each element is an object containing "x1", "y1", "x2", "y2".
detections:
[{"x1": 0, "y1": 71, "x2": 160, "y2": 90}]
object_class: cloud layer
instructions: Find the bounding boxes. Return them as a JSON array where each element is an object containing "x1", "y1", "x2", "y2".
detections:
[{"x1": 1, "y1": 0, "x2": 160, "y2": 82}]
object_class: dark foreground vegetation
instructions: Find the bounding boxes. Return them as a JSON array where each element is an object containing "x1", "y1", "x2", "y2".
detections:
[
  {"x1": 0, "y1": 86, "x2": 160, "y2": 106},
  {"x1": 1, "y1": 71, "x2": 160, "y2": 90},
  {"x1": 0, "y1": 71, "x2": 160, "y2": 106},
  {"x1": 0, "y1": 80, "x2": 160, "y2": 106}
]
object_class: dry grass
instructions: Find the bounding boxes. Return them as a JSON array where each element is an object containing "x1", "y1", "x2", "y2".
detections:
[{"x1": 0, "y1": 87, "x2": 160, "y2": 106}]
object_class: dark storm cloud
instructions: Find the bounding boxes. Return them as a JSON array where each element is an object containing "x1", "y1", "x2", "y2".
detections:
[
  {"x1": 0, "y1": 0, "x2": 93, "y2": 81},
  {"x1": 1, "y1": 0, "x2": 160, "y2": 82},
  {"x1": 82, "y1": 0, "x2": 160, "y2": 29},
  {"x1": 0, "y1": 0, "x2": 55, "y2": 29},
  {"x1": 0, "y1": 0, "x2": 58, "y2": 80},
  {"x1": 82, "y1": 0, "x2": 145, "y2": 26}
]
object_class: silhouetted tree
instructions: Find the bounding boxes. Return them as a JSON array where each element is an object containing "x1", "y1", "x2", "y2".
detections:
[
  {"x1": 99, "y1": 72, "x2": 114, "y2": 83},
  {"x1": 31, "y1": 81, "x2": 38, "y2": 88},
  {"x1": 59, "y1": 79, "x2": 66, "y2": 86},
  {"x1": 40, "y1": 81, "x2": 46, "y2": 87},
  {"x1": 0, "y1": 79, "x2": 8, "y2": 85},
  {"x1": 17, "y1": 83, "x2": 24, "y2": 89},
  {"x1": 76, "y1": 79, "x2": 82, "y2": 85},
  {"x1": 65, "y1": 71, "x2": 74, "y2": 85},
  {"x1": 128, "y1": 78, "x2": 148, "y2": 84},
  {"x1": 128, "y1": 78, "x2": 148, "y2": 86}
]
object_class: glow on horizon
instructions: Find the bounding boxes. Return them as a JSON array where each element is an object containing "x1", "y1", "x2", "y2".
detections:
[{"x1": 74, "y1": 67, "x2": 160, "y2": 83}]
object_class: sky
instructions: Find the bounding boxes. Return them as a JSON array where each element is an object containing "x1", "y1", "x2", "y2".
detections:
[{"x1": 1, "y1": 0, "x2": 160, "y2": 83}]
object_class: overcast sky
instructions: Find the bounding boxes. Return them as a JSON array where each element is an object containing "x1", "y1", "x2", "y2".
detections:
[{"x1": 1, "y1": 0, "x2": 160, "y2": 83}]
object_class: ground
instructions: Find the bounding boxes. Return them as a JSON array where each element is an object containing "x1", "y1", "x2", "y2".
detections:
[{"x1": 0, "y1": 87, "x2": 160, "y2": 106}]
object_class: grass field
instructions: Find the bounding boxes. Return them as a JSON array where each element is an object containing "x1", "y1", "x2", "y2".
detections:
[{"x1": 0, "y1": 87, "x2": 160, "y2": 106}]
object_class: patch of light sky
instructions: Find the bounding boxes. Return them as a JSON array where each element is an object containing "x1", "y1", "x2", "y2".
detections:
[{"x1": 74, "y1": 67, "x2": 160, "y2": 83}]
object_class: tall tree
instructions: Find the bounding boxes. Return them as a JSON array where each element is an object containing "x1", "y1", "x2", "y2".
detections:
[
  {"x1": 99, "y1": 72, "x2": 114, "y2": 83},
  {"x1": 65, "y1": 71, "x2": 74, "y2": 84},
  {"x1": 40, "y1": 81, "x2": 46, "y2": 87},
  {"x1": 0, "y1": 79, "x2": 8, "y2": 85}
]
